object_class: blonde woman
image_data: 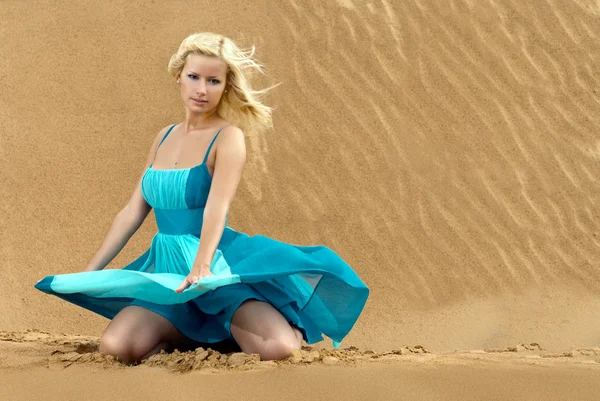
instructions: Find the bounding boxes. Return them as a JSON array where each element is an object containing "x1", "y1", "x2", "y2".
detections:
[{"x1": 36, "y1": 32, "x2": 369, "y2": 364}]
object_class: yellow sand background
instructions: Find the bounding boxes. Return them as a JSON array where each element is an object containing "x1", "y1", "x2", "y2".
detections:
[{"x1": 2, "y1": 0, "x2": 600, "y2": 399}]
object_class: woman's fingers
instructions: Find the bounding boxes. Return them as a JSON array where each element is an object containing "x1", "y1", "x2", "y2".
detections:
[
  {"x1": 174, "y1": 270, "x2": 214, "y2": 293},
  {"x1": 175, "y1": 277, "x2": 190, "y2": 293}
]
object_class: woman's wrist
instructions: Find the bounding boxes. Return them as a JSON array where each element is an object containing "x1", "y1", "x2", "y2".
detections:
[{"x1": 193, "y1": 261, "x2": 211, "y2": 270}]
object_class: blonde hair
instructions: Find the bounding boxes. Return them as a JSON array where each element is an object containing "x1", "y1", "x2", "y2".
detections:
[{"x1": 167, "y1": 32, "x2": 277, "y2": 134}]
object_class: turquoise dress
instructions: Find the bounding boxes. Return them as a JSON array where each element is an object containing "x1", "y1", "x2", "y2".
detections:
[{"x1": 35, "y1": 124, "x2": 369, "y2": 348}]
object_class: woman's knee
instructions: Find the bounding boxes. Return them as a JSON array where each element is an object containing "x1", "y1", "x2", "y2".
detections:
[
  {"x1": 98, "y1": 305, "x2": 183, "y2": 364},
  {"x1": 99, "y1": 331, "x2": 137, "y2": 364},
  {"x1": 242, "y1": 331, "x2": 301, "y2": 361},
  {"x1": 266, "y1": 335, "x2": 302, "y2": 360},
  {"x1": 230, "y1": 299, "x2": 304, "y2": 360}
]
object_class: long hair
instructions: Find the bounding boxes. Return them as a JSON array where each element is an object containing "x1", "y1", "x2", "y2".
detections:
[{"x1": 167, "y1": 32, "x2": 277, "y2": 134}]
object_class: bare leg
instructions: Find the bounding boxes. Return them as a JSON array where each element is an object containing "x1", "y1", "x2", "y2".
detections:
[
  {"x1": 293, "y1": 326, "x2": 303, "y2": 344},
  {"x1": 99, "y1": 306, "x2": 186, "y2": 364},
  {"x1": 140, "y1": 341, "x2": 170, "y2": 360},
  {"x1": 230, "y1": 300, "x2": 303, "y2": 361}
]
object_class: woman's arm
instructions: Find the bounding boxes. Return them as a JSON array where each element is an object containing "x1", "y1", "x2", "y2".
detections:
[
  {"x1": 82, "y1": 125, "x2": 170, "y2": 272},
  {"x1": 82, "y1": 209, "x2": 145, "y2": 272},
  {"x1": 175, "y1": 126, "x2": 246, "y2": 292}
]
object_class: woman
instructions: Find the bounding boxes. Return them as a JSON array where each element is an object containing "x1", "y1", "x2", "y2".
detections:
[{"x1": 35, "y1": 32, "x2": 369, "y2": 364}]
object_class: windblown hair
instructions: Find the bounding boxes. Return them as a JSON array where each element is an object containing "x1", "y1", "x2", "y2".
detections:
[{"x1": 167, "y1": 32, "x2": 277, "y2": 134}]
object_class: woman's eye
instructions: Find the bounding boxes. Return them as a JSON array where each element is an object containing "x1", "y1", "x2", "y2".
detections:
[{"x1": 187, "y1": 75, "x2": 219, "y2": 84}]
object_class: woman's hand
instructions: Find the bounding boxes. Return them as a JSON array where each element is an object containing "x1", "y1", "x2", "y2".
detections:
[{"x1": 175, "y1": 263, "x2": 213, "y2": 293}]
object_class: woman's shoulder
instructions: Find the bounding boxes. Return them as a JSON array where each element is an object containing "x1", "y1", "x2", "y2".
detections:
[
  {"x1": 216, "y1": 124, "x2": 244, "y2": 146},
  {"x1": 219, "y1": 123, "x2": 243, "y2": 135},
  {"x1": 213, "y1": 124, "x2": 246, "y2": 160},
  {"x1": 153, "y1": 123, "x2": 178, "y2": 143}
]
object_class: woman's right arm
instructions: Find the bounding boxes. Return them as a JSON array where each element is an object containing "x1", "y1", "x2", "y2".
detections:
[{"x1": 82, "y1": 125, "x2": 171, "y2": 272}]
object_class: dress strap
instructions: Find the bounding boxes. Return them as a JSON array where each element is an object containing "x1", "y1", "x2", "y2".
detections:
[
  {"x1": 201, "y1": 127, "x2": 226, "y2": 164},
  {"x1": 151, "y1": 124, "x2": 177, "y2": 164}
]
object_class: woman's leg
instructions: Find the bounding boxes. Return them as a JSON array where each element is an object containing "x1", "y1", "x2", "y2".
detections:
[
  {"x1": 230, "y1": 300, "x2": 303, "y2": 361},
  {"x1": 99, "y1": 305, "x2": 186, "y2": 364}
]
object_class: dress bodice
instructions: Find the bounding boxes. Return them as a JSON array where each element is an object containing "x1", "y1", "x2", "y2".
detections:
[
  {"x1": 140, "y1": 124, "x2": 227, "y2": 236},
  {"x1": 141, "y1": 163, "x2": 213, "y2": 210}
]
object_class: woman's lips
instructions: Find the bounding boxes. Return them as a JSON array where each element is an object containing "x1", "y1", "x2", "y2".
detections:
[{"x1": 192, "y1": 98, "x2": 207, "y2": 104}]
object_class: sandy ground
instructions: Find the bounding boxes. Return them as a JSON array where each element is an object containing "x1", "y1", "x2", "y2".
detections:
[
  {"x1": 2, "y1": 0, "x2": 600, "y2": 399},
  {"x1": 2, "y1": 330, "x2": 600, "y2": 401}
]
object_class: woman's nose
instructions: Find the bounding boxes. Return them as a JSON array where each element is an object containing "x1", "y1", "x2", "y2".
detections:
[{"x1": 197, "y1": 79, "x2": 207, "y2": 94}]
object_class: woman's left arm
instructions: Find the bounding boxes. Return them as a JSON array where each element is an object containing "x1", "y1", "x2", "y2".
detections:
[{"x1": 175, "y1": 126, "x2": 246, "y2": 293}]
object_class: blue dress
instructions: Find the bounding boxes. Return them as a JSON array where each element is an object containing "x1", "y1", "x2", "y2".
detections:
[{"x1": 35, "y1": 124, "x2": 370, "y2": 348}]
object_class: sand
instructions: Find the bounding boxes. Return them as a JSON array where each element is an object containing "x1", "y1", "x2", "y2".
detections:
[
  {"x1": 1, "y1": 0, "x2": 600, "y2": 399},
  {"x1": 2, "y1": 330, "x2": 600, "y2": 400}
]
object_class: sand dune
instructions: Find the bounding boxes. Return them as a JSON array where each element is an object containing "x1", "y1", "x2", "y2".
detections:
[{"x1": 2, "y1": 0, "x2": 600, "y2": 399}]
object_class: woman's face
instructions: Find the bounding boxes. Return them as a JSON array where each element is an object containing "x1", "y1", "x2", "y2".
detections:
[{"x1": 178, "y1": 54, "x2": 227, "y2": 114}]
